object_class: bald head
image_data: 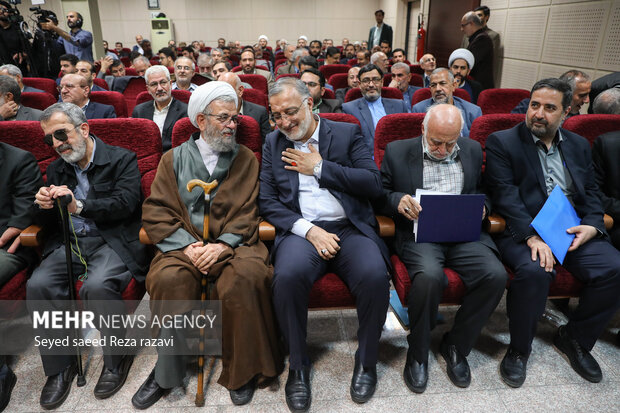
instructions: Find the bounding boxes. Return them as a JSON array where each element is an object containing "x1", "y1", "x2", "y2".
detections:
[
  {"x1": 422, "y1": 104, "x2": 465, "y2": 160},
  {"x1": 219, "y1": 72, "x2": 243, "y2": 105}
]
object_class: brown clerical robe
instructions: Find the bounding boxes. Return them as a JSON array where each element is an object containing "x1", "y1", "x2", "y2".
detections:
[{"x1": 142, "y1": 135, "x2": 283, "y2": 389}]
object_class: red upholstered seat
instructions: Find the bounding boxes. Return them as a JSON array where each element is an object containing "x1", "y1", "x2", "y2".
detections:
[
  {"x1": 90, "y1": 91, "x2": 128, "y2": 117},
  {"x1": 412, "y1": 88, "x2": 471, "y2": 106},
  {"x1": 0, "y1": 268, "x2": 29, "y2": 318},
  {"x1": 171, "y1": 115, "x2": 262, "y2": 162},
  {"x1": 238, "y1": 74, "x2": 268, "y2": 95},
  {"x1": 122, "y1": 77, "x2": 148, "y2": 116},
  {"x1": 191, "y1": 74, "x2": 210, "y2": 86},
  {"x1": 347, "y1": 58, "x2": 358, "y2": 66},
  {"x1": 318, "y1": 112, "x2": 361, "y2": 127},
  {"x1": 120, "y1": 57, "x2": 131, "y2": 67},
  {"x1": 93, "y1": 78, "x2": 109, "y2": 90},
  {"x1": 21, "y1": 92, "x2": 56, "y2": 111},
  {"x1": 562, "y1": 114, "x2": 620, "y2": 146},
  {"x1": 323, "y1": 88, "x2": 336, "y2": 100},
  {"x1": 344, "y1": 87, "x2": 403, "y2": 103},
  {"x1": 409, "y1": 65, "x2": 424, "y2": 75},
  {"x1": 318, "y1": 64, "x2": 350, "y2": 81},
  {"x1": 328, "y1": 73, "x2": 348, "y2": 90},
  {"x1": 22, "y1": 77, "x2": 59, "y2": 99},
  {"x1": 243, "y1": 89, "x2": 269, "y2": 112},
  {"x1": 274, "y1": 58, "x2": 287, "y2": 68},
  {"x1": 477, "y1": 88, "x2": 530, "y2": 115},
  {"x1": 124, "y1": 67, "x2": 138, "y2": 76},
  {"x1": 275, "y1": 73, "x2": 300, "y2": 82},
  {"x1": 410, "y1": 73, "x2": 423, "y2": 87}
]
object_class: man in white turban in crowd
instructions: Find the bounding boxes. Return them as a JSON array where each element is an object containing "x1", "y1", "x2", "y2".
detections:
[{"x1": 133, "y1": 81, "x2": 283, "y2": 409}]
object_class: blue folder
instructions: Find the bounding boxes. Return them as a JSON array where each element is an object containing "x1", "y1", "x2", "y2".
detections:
[
  {"x1": 530, "y1": 185, "x2": 581, "y2": 265},
  {"x1": 416, "y1": 194, "x2": 485, "y2": 243}
]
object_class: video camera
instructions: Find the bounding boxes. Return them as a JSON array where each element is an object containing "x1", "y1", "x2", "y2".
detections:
[
  {"x1": 0, "y1": 0, "x2": 22, "y2": 24},
  {"x1": 29, "y1": 6, "x2": 58, "y2": 28}
]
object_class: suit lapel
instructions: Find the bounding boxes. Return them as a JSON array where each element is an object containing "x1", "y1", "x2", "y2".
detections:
[
  {"x1": 519, "y1": 123, "x2": 547, "y2": 194},
  {"x1": 558, "y1": 131, "x2": 584, "y2": 195},
  {"x1": 357, "y1": 99, "x2": 375, "y2": 136},
  {"x1": 162, "y1": 99, "x2": 176, "y2": 133},
  {"x1": 408, "y1": 138, "x2": 423, "y2": 191},
  {"x1": 276, "y1": 132, "x2": 300, "y2": 207}
]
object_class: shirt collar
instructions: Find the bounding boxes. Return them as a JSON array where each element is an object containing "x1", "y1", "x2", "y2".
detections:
[
  {"x1": 153, "y1": 96, "x2": 173, "y2": 112},
  {"x1": 288, "y1": 115, "x2": 321, "y2": 146},
  {"x1": 195, "y1": 134, "x2": 220, "y2": 155},
  {"x1": 531, "y1": 129, "x2": 564, "y2": 148}
]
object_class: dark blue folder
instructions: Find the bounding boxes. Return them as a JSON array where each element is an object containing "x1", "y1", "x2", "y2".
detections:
[
  {"x1": 416, "y1": 194, "x2": 485, "y2": 243},
  {"x1": 530, "y1": 185, "x2": 581, "y2": 265}
]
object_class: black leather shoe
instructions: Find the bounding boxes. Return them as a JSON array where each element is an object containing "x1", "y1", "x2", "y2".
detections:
[
  {"x1": 440, "y1": 335, "x2": 471, "y2": 388},
  {"x1": 500, "y1": 347, "x2": 528, "y2": 388},
  {"x1": 350, "y1": 360, "x2": 377, "y2": 403},
  {"x1": 229, "y1": 376, "x2": 256, "y2": 406},
  {"x1": 39, "y1": 363, "x2": 77, "y2": 410},
  {"x1": 131, "y1": 369, "x2": 168, "y2": 410},
  {"x1": 403, "y1": 359, "x2": 428, "y2": 393},
  {"x1": 285, "y1": 367, "x2": 311, "y2": 412},
  {"x1": 0, "y1": 366, "x2": 16, "y2": 412},
  {"x1": 554, "y1": 326, "x2": 602, "y2": 383},
  {"x1": 94, "y1": 354, "x2": 134, "y2": 399}
]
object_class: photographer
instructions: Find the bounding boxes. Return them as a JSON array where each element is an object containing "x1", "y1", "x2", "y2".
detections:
[
  {"x1": 40, "y1": 10, "x2": 93, "y2": 62},
  {"x1": 0, "y1": 1, "x2": 28, "y2": 73}
]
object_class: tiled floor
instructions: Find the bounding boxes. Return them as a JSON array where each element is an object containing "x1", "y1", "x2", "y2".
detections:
[{"x1": 4, "y1": 296, "x2": 619, "y2": 412}]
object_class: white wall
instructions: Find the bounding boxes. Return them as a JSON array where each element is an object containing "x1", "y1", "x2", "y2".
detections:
[{"x1": 483, "y1": 0, "x2": 619, "y2": 89}]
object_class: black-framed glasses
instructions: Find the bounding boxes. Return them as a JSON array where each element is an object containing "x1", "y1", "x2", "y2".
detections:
[
  {"x1": 302, "y1": 81, "x2": 320, "y2": 88},
  {"x1": 43, "y1": 126, "x2": 79, "y2": 146},
  {"x1": 206, "y1": 113, "x2": 239, "y2": 124},
  {"x1": 360, "y1": 77, "x2": 382, "y2": 85},
  {"x1": 270, "y1": 99, "x2": 307, "y2": 122}
]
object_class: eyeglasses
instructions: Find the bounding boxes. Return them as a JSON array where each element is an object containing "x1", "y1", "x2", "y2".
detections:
[
  {"x1": 206, "y1": 113, "x2": 239, "y2": 124},
  {"x1": 43, "y1": 126, "x2": 79, "y2": 146},
  {"x1": 360, "y1": 77, "x2": 382, "y2": 85},
  {"x1": 460, "y1": 22, "x2": 472, "y2": 28},
  {"x1": 302, "y1": 81, "x2": 320, "y2": 88},
  {"x1": 175, "y1": 65, "x2": 193, "y2": 71},
  {"x1": 147, "y1": 79, "x2": 170, "y2": 88},
  {"x1": 270, "y1": 99, "x2": 307, "y2": 122}
]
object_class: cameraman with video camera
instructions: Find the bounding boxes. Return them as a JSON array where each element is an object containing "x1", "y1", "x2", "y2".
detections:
[
  {"x1": 40, "y1": 10, "x2": 93, "y2": 62},
  {"x1": 0, "y1": 1, "x2": 29, "y2": 73}
]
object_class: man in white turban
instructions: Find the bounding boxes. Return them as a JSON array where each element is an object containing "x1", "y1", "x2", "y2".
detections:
[
  {"x1": 448, "y1": 48, "x2": 482, "y2": 104},
  {"x1": 133, "y1": 81, "x2": 283, "y2": 409}
]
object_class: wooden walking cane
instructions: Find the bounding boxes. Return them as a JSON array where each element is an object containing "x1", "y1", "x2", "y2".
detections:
[{"x1": 186, "y1": 178, "x2": 218, "y2": 407}]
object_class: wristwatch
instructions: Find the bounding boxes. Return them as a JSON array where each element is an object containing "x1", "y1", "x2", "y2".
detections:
[
  {"x1": 74, "y1": 200, "x2": 84, "y2": 215},
  {"x1": 313, "y1": 160, "x2": 323, "y2": 178}
]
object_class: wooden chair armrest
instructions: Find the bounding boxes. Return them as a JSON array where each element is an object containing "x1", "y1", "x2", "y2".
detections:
[
  {"x1": 139, "y1": 227, "x2": 153, "y2": 244},
  {"x1": 20, "y1": 225, "x2": 44, "y2": 247},
  {"x1": 259, "y1": 221, "x2": 276, "y2": 241},
  {"x1": 487, "y1": 214, "x2": 506, "y2": 234},
  {"x1": 604, "y1": 214, "x2": 613, "y2": 230},
  {"x1": 376, "y1": 215, "x2": 395, "y2": 237}
]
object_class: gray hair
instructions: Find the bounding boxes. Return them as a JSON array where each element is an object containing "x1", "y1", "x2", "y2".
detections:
[
  {"x1": 197, "y1": 53, "x2": 214, "y2": 66},
  {"x1": 423, "y1": 103, "x2": 465, "y2": 136},
  {"x1": 269, "y1": 77, "x2": 311, "y2": 100},
  {"x1": 292, "y1": 48, "x2": 309, "y2": 61},
  {"x1": 391, "y1": 62, "x2": 410, "y2": 73},
  {"x1": 463, "y1": 11, "x2": 482, "y2": 27},
  {"x1": 370, "y1": 52, "x2": 386, "y2": 64},
  {"x1": 41, "y1": 102, "x2": 88, "y2": 126},
  {"x1": 431, "y1": 67, "x2": 455, "y2": 83},
  {"x1": 203, "y1": 95, "x2": 237, "y2": 115},
  {"x1": 0, "y1": 64, "x2": 22, "y2": 77},
  {"x1": 133, "y1": 55, "x2": 151, "y2": 66},
  {"x1": 592, "y1": 87, "x2": 620, "y2": 114},
  {"x1": 559, "y1": 70, "x2": 591, "y2": 90},
  {"x1": 0, "y1": 76, "x2": 21, "y2": 104},
  {"x1": 144, "y1": 65, "x2": 171, "y2": 84},
  {"x1": 174, "y1": 57, "x2": 196, "y2": 70},
  {"x1": 210, "y1": 47, "x2": 223, "y2": 55}
]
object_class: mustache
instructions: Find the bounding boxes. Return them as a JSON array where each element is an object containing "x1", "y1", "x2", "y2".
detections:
[{"x1": 56, "y1": 143, "x2": 72, "y2": 152}]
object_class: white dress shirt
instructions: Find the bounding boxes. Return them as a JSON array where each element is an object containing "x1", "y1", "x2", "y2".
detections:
[
  {"x1": 195, "y1": 136, "x2": 219, "y2": 175},
  {"x1": 152, "y1": 98, "x2": 173, "y2": 137}
]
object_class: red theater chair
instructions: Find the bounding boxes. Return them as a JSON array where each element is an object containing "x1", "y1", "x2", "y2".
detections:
[
  {"x1": 22, "y1": 77, "x2": 59, "y2": 99},
  {"x1": 328, "y1": 73, "x2": 348, "y2": 91},
  {"x1": 122, "y1": 77, "x2": 148, "y2": 116},
  {"x1": 90, "y1": 91, "x2": 128, "y2": 117},
  {"x1": 238, "y1": 74, "x2": 268, "y2": 95},
  {"x1": 93, "y1": 78, "x2": 109, "y2": 90},
  {"x1": 323, "y1": 89, "x2": 336, "y2": 99},
  {"x1": 275, "y1": 73, "x2": 300, "y2": 82},
  {"x1": 344, "y1": 87, "x2": 403, "y2": 103},
  {"x1": 192, "y1": 74, "x2": 210, "y2": 86},
  {"x1": 562, "y1": 114, "x2": 620, "y2": 145},
  {"x1": 242, "y1": 89, "x2": 269, "y2": 112},
  {"x1": 319, "y1": 64, "x2": 350, "y2": 81},
  {"x1": 318, "y1": 113, "x2": 361, "y2": 127},
  {"x1": 21, "y1": 92, "x2": 56, "y2": 111},
  {"x1": 477, "y1": 88, "x2": 530, "y2": 115}
]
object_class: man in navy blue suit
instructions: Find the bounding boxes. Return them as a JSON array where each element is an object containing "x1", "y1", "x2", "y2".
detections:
[
  {"x1": 259, "y1": 78, "x2": 390, "y2": 412},
  {"x1": 342, "y1": 64, "x2": 409, "y2": 152},
  {"x1": 59, "y1": 74, "x2": 116, "y2": 119},
  {"x1": 485, "y1": 78, "x2": 620, "y2": 388}
]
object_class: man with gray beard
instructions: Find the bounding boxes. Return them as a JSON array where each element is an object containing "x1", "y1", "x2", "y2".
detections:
[
  {"x1": 135, "y1": 81, "x2": 283, "y2": 409},
  {"x1": 259, "y1": 77, "x2": 390, "y2": 411},
  {"x1": 28, "y1": 102, "x2": 147, "y2": 409}
]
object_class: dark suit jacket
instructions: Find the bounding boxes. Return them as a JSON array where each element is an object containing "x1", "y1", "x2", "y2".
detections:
[
  {"x1": 33, "y1": 135, "x2": 148, "y2": 280},
  {"x1": 92, "y1": 84, "x2": 107, "y2": 92},
  {"x1": 588, "y1": 72, "x2": 620, "y2": 113},
  {"x1": 379, "y1": 136, "x2": 495, "y2": 250},
  {"x1": 258, "y1": 118, "x2": 389, "y2": 262},
  {"x1": 23, "y1": 85, "x2": 45, "y2": 93},
  {"x1": 242, "y1": 100, "x2": 271, "y2": 144},
  {"x1": 368, "y1": 23, "x2": 393, "y2": 47},
  {"x1": 342, "y1": 96, "x2": 410, "y2": 152},
  {"x1": 318, "y1": 98, "x2": 342, "y2": 114},
  {"x1": 0, "y1": 142, "x2": 43, "y2": 240},
  {"x1": 592, "y1": 131, "x2": 620, "y2": 223},
  {"x1": 85, "y1": 101, "x2": 116, "y2": 120},
  {"x1": 335, "y1": 87, "x2": 351, "y2": 104},
  {"x1": 0, "y1": 105, "x2": 43, "y2": 121},
  {"x1": 485, "y1": 122, "x2": 606, "y2": 243},
  {"x1": 467, "y1": 29, "x2": 495, "y2": 90},
  {"x1": 132, "y1": 98, "x2": 188, "y2": 151}
]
